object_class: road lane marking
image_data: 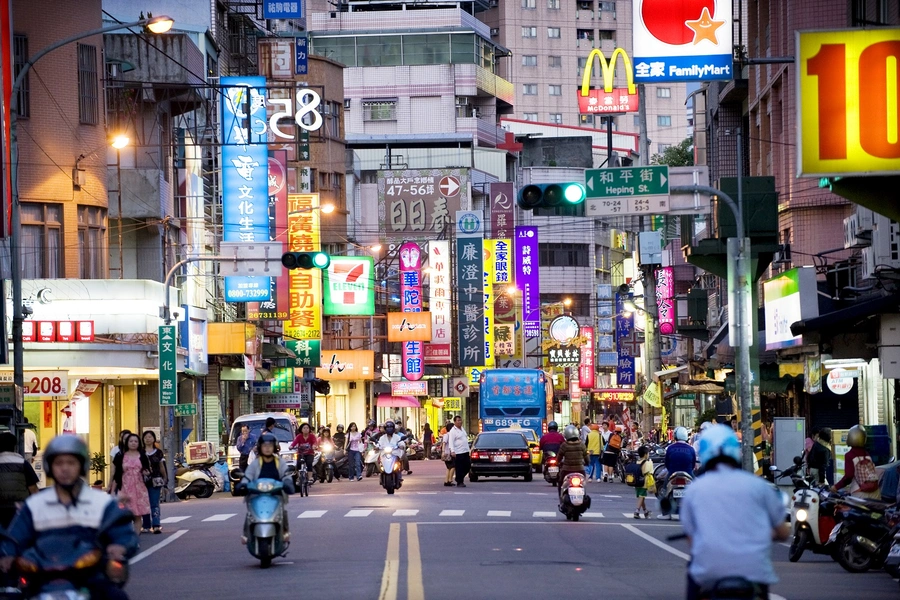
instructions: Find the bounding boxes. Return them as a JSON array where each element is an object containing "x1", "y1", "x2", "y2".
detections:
[
  {"x1": 533, "y1": 511, "x2": 556, "y2": 517},
  {"x1": 491, "y1": 492, "x2": 512, "y2": 495},
  {"x1": 407, "y1": 524, "x2": 425, "y2": 600},
  {"x1": 130, "y1": 529, "x2": 188, "y2": 565},
  {"x1": 379, "y1": 523, "x2": 401, "y2": 600},
  {"x1": 600, "y1": 494, "x2": 622, "y2": 498},
  {"x1": 298, "y1": 510, "x2": 327, "y2": 518},
  {"x1": 583, "y1": 512, "x2": 605, "y2": 518},
  {"x1": 393, "y1": 509, "x2": 419, "y2": 516},
  {"x1": 487, "y1": 510, "x2": 511, "y2": 517},
  {"x1": 621, "y1": 524, "x2": 691, "y2": 561},
  {"x1": 346, "y1": 509, "x2": 374, "y2": 517},
  {"x1": 526, "y1": 492, "x2": 550, "y2": 496},
  {"x1": 159, "y1": 516, "x2": 190, "y2": 524},
  {"x1": 202, "y1": 513, "x2": 236, "y2": 522},
  {"x1": 440, "y1": 510, "x2": 465, "y2": 516}
]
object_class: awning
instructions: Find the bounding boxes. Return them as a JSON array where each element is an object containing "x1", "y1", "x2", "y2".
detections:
[
  {"x1": 791, "y1": 294, "x2": 900, "y2": 337},
  {"x1": 654, "y1": 365, "x2": 688, "y2": 382},
  {"x1": 376, "y1": 394, "x2": 421, "y2": 408},
  {"x1": 678, "y1": 382, "x2": 725, "y2": 394},
  {"x1": 262, "y1": 342, "x2": 296, "y2": 359}
]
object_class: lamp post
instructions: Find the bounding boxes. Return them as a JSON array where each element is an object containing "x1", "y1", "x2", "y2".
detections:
[
  {"x1": 8, "y1": 15, "x2": 174, "y2": 406},
  {"x1": 110, "y1": 134, "x2": 129, "y2": 278}
]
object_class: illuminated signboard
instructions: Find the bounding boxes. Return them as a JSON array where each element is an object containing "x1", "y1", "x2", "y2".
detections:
[{"x1": 578, "y1": 48, "x2": 639, "y2": 114}]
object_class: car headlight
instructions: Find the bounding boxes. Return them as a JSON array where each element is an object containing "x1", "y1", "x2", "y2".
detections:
[{"x1": 796, "y1": 508, "x2": 808, "y2": 522}]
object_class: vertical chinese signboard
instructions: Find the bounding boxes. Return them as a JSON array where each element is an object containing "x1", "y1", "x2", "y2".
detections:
[
  {"x1": 456, "y1": 211, "x2": 485, "y2": 367},
  {"x1": 248, "y1": 150, "x2": 289, "y2": 319},
  {"x1": 283, "y1": 194, "x2": 323, "y2": 340},
  {"x1": 489, "y1": 182, "x2": 514, "y2": 238},
  {"x1": 515, "y1": 226, "x2": 540, "y2": 338},
  {"x1": 579, "y1": 326, "x2": 595, "y2": 389},
  {"x1": 615, "y1": 293, "x2": 636, "y2": 385},
  {"x1": 286, "y1": 340, "x2": 321, "y2": 368},
  {"x1": 426, "y1": 241, "x2": 452, "y2": 364},
  {"x1": 490, "y1": 239, "x2": 515, "y2": 357},
  {"x1": 378, "y1": 169, "x2": 468, "y2": 240},
  {"x1": 482, "y1": 241, "x2": 495, "y2": 368},
  {"x1": 158, "y1": 325, "x2": 177, "y2": 406},
  {"x1": 399, "y1": 242, "x2": 424, "y2": 380},
  {"x1": 221, "y1": 76, "x2": 271, "y2": 302},
  {"x1": 655, "y1": 266, "x2": 675, "y2": 335}
]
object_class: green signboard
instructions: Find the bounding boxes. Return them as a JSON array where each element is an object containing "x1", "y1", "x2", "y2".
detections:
[
  {"x1": 286, "y1": 340, "x2": 321, "y2": 368},
  {"x1": 271, "y1": 367, "x2": 295, "y2": 394},
  {"x1": 174, "y1": 403, "x2": 198, "y2": 417},
  {"x1": 584, "y1": 166, "x2": 670, "y2": 218},
  {"x1": 323, "y1": 256, "x2": 376, "y2": 316},
  {"x1": 158, "y1": 325, "x2": 178, "y2": 406}
]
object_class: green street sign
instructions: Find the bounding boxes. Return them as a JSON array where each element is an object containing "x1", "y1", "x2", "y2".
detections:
[
  {"x1": 585, "y1": 166, "x2": 670, "y2": 217},
  {"x1": 158, "y1": 325, "x2": 178, "y2": 406},
  {"x1": 174, "y1": 403, "x2": 198, "y2": 417},
  {"x1": 286, "y1": 340, "x2": 321, "y2": 368}
]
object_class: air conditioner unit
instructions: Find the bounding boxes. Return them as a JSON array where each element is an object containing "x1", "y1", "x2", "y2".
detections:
[
  {"x1": 343, "y1": 98, "x2": 351, "y2": 109},
  {"x1": 844, "y1": 208, "x2": 875, "y2": 248},
  {"x1": 773, "y1": 243, "x2": 791, "y2": 265},
  {"x1": 863, "y1": 214, "x2": 900, "y2": 278},
  {"x1": 490, "y1": 27, "x2": 499, "y2": 36}
]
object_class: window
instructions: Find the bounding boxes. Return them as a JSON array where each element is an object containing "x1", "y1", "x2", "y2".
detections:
[
  {"x1": 577, "y1": 56, "x2": 588, "y2": 69},
  {"x1": 548, "y1": 27, "x2": 561, "y2": 38},
  {"x1": 541, "y1": 293, "x2": 592, "y2": 315},
  {"x1": 549, "y1": 113, "x2": 562, "y2": 124},
  {"x1": 578, "y1": 1, "x2": 593, "y2": 10},
  {"x1": 657, "y1": 115, "x2": 672, "y2": 127},
  {"x1": 522, "y1": 55, "x2": 537, "y2": 66},
  {"x1": 598, "y1": 29, "x2": 615, "y2": 40},
  {"x1": 658, "y1": 143, "x2": 671, "y2": 153},
  {"x1": 78, "y1": 206, "x2": 106, "y2": 279},
  {"x1": 598, "y1": 1, "x2": 616, "y2": 12},
  {"x1": 523, "y1": 113, "x2": 538, "y2": 121},
  {"x1": 327, "y1": 101, "x2": 341, "y2": 137},
  {"x1": 577, "y1": 29, "x2": 594, "y2": 41},
  {"x1": 548, "y1": 85, "x2": 562, "y2": 96},
  {"x1": 657, "y1": 87, "x2": 671, "y2": 98},
  {"x1": 580, "y1": 114, "x2": 594, "y2": 125},
  {"x1": 13, "y1": 35, "x2": 29, "y2": 118},
  {"x1": 548, "y1": 55, "x2": 562, "y2": 68},
  {"x1": 21, "y1": 203, "x2": 62, "y2": 279},
  {"x1": 522, "y1": 84, "x2": 537, "y2": 95},
  {"x1": 77, "y1": 44, "x2": 99, "y2": 125},
  {"x1": 363, "y1": 99, "x2": 397, "y2": 121},
  {"x1": 522, "y1": 26, "x2": 537, "y2": 38},
  {"x1": 547, "y1": 0, "x2": 560, "y2": 8},
  {"x1": 522, "y1": 0, "x2": 536, "y2": 7},
  {"x1": 539, "y1": 243, "x2": 590, "y2": 267}
]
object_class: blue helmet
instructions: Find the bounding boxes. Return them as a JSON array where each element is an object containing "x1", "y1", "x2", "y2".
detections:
[
  {"x1": 697, "y1": 424, "x2": 741, "y2": 470},
  {"x1": 674, "y1": 426, "x2": 689, "y2": 442}
]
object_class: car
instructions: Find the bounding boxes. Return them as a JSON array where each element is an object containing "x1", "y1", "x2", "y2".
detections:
[
  {"x1": 497, "y1": 427, "x2": 542, "y2": 473},
  {"x1": 227, "y1": 412, "x2": 298, "y2": 470},
  {"x1": 469, "y1": 431, "x2": 533, "y2": 482}
]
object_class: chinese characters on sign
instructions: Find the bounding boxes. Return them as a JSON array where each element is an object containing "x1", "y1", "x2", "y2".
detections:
[
  {"x1": 482, "y1": 241, "x2": 496, "y2": 368},
  {"x1": 515, "y1": 226, "x2": 540, "y2": 338},
  {"x1": 285, "y1": 339, "x2": 321, "y2": 368},
  {"x1": 399, "y1": 242, "x2": 424, "y2": 381},
  {"x1": 549, "y1": 346, "x2": 581, "y2": 366},
  {"x1": 426, "y1": 241, "x2": 452, "y2": 364},
  {"x1": 655, "y1": 266, "x2": 675, "y2": 335},
  {"x1": 579, "y1": 326, "x2": 595, "y2": 389},
  {"x1": 489, "y1": 182, "x2": 515, "y2": 238},
  {"x1": 283, "y1": 194, "x2": 323, "y2": 340},
  {"x1": 248, "y1": 151, "x2": 289, "y2": 320},
  {"x1": 615, "y1": 293, "x2": 636, "y2": 385},
  {"x1": 456, "y1": 217, "x2": 485, "y2": 367},
  {"x1": 263, "y1": 1, "x2": 303, "y2": 19},
  {"x1": 295, "y1": 35, "x2": 308, "y2": 76},
  {"x1": 378, "y1": 169, "x2": 468, "y2": 240},
  {"x1": 158, "y1": 325, "x2": 177, "y2": 406},
  {"x1": 578, "y1": 48, "x2": 639, "y2": 114}
]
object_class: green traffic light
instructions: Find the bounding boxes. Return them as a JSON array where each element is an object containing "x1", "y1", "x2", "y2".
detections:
[
  {"x1": 563, "y1": 183, "x2": 586, "y2": 204},
  {"x1": 312, "y1": 252, "x2": 330, "y2": 269},
  {"x1": 282, "y1": 251, "x2": 331, "y2": 270}
]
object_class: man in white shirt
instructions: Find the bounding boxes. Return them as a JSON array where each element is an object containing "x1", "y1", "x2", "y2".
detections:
[
  {"x1": 21, "y1": 424, "x2": 38, "y2": 464},
  {"x1": 446, "y1": 415, "x2": 470, "y2": 487}
]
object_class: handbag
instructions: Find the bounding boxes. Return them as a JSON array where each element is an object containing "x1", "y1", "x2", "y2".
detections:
[
  {"x1": 645, "y1": 472, "x2": 656, "y2": 494},
  {"x1": 152, "y1": 477, "x2": 166, "y2": 488},
  {"x1": 441, "y1": 439, "x2": 452, "y2": 461}
]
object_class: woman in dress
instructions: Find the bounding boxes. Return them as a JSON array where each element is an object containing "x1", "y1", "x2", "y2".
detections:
[
  {"x1": 111, "y1": 433, "x2": 151, "y2": 535},
  {"x1": 141, "y1": 430, "x2": 167, "y2": 534}
]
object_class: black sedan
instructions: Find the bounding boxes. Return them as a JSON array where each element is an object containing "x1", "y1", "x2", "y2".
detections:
[{"x1": 469, "y1": 432, "x2": 533, "y2": 482}]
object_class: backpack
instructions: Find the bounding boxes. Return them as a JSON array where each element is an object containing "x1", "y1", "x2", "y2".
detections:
[
  {"x1": 625, "y1": 460, "x2": 645, "y2": 487},
  {"x1": 606, "y1": 432, "x2": 622, "y2": 451},
  {"x1": 853, "y1": 455, "x2": 880, "y2": 493}
]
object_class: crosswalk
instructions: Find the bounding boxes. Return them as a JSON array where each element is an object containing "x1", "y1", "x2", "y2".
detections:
[{"x1": 159, "y1": 509, "x2": 660, "y2": 523}]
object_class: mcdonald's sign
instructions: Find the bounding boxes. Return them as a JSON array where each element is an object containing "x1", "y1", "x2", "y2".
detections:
[{"x1": 577, "y1": 48, "x2": 639, "y2": 114}]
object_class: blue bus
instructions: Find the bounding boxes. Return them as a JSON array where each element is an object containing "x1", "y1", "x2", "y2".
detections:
[{"x1": 478, "y1": 368, "x2": 552, "y2": 439}]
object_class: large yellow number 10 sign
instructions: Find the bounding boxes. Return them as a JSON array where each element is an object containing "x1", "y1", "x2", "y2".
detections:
[{"x1": 798, "y1": 29, "x2": 900, "y2": 177}]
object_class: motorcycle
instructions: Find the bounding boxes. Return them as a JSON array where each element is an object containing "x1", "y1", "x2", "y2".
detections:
[
  {"x1": 558, "y1": 472, "x2": 591, "y2": 521},
  {"x1": 656, "y1": 469, "x2": 693, "y2": 519},
  {"x1": 542, "y1": 451, "x2": 560, "y2": 486},
  {"x1": 174, "y1": 459, "x2": 216, "y2": 500},
  {"x1": 238, "y1": 477, "x2": 293, "y2": 569},
  {"x1": 316, "y1": 441, "x2": 337, "y2": 483},
  {"x1": 332, "y1": 447, "x2": 351, "y2": 481},
  {"x1": 828, "y1": 493, "x2": 899, "y2": 573},
  {"x1": 364, "y1": 441, "x2": 379, "y2": 477},
  {"x1": 667, "y1": 533, "x2": 769, "y2": 600},
  {"x1": 378, "y1": 438, "x2": 406, "y2": 495}
]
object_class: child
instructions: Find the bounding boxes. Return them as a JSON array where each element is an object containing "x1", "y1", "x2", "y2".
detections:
[{"x1": 633, "y1": 445, "x2": 654, "y2": 519}]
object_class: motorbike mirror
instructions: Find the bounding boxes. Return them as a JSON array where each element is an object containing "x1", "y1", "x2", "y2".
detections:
[
  {"x1": 793, "y1": 456, "x2": 802, "y2": 465},
  {"x1": 769, "y1": 465, "x2": 778, "y2": 472}
]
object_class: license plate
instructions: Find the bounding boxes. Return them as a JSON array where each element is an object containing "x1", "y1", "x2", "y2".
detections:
[
  {"x1": 492, "y1": 454, "x2": 509, "y2": 462},
  {"x1": 828, "y1": 524, "x2": 842, "y2": 544},
  {"x1": 673, "y1": 488, "x2": 685, "y2": 498},
  {"x1": 548, "y1": 466, "x2": 559, "y2": 474},
  {"x1": 569, "y1": 488, "x2": 584, "y2": 498}
]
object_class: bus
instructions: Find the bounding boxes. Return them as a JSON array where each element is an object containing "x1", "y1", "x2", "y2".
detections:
[{"x1": 478, "y1": 368, "x2": 552, "y2": 439}]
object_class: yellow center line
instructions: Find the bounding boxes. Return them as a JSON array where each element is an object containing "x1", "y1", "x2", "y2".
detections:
[
  {"x1": 407, "y1": 523, "x2": 425, "y2": 600},
  {"x1": 379, "y1": 523, "x2": 401, "y2": 600}
]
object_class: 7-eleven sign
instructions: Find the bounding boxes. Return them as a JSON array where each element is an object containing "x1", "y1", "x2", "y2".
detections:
[{"x1": 323, "y1": 256, "x2": 375, "y2": 316}]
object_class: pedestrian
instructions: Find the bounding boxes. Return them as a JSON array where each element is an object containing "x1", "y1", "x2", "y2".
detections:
[
  {"x1": 235, "y1": 424, "x2": 255, "y2": 472},
  {"x1": 422, "y1": 423, "x2": 433, "y2": 460},
  {"x1": 21, "y1": 420, "x2": 37, "y2": 464},
  {"x1": 0, "y1": 431, "x2": 39, "y2": 528},
  {"x1": 346, "y1": 422, "x2": 363, "y2": 482},
  {"x1": 110, "y1": 433, "x2": 151, "y2": 536},
  {"x1": 447, "y1": 416, "x2": 470, "y2": 487},
  {"x1": 109, "y1": 429, "x2": 131, "y2": 462},
  {"x1": 600, "y1": 422, "x2": 620, "y2": 482},
  {"x1": 586, "y1": 424, "x2": 602, "y2": 482},
  {"x1": 441, "y1": 421, "x2": 455, "y2": 486},
  {"x1": 141, "y1": 431, "x2": 166, "y2": 534},
  {"x1": 633, "y1": 445, "x2": 654, "y2": 519},
  {"x1": 580, "y1": 418, "x2": 591, "y2": 444}
]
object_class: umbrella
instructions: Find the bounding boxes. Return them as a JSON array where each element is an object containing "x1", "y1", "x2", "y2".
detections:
[{"x1": 376, "y1": 394, "x2": 421, "y2": 408}]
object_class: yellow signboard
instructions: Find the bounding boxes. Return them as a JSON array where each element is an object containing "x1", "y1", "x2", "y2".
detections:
[
  {"x1": 798, "y1": 28, "x2": 900, "y2": 176},
  {"x1": 316, "y1": 350, "x2": 375, "y2": 380},
  {"x1": 443, "y1": 397, "x2": 463, "y2": 411},
  {"x1": 284, "y1": 194, "x2": 322, "y2": 340}
]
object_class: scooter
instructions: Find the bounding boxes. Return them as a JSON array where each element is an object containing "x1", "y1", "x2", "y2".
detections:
[
  {"x1": 239, "y1": 477, "x2": 293, "y2": 569},
  {"x1": 542, "y1": 452, "x2": 560, "y2": 486},
  {"x1": 667, "y1": 533, "x2": 769, "y2": 600},
  {"x1": 175, "y1": 462, "x2": 215, "y2": 499},
  {"x1": 828, "y1": 493, "x2": 899, "y2": 573},
  {"x1": 332, "y1": 448, "x2": 350, "y2": 480},
  {"x1": 658, "y1": 470, "x2": 693, "y2": 519},
  {"x1": 317, "y1": 441, "x2": 336, "y2": 483},
  {"x1": 788, "y1": 483, "x2": 841, "y2": 562},
  {"x1": 558, "y1": 472, "x2": 591, "y2": 521},
  {"x1": 378, "y1": 439, "x2": 406, "y2": 495},
  {"x1": 364, "y1": 441, "x2": 379, "y2": 477}
]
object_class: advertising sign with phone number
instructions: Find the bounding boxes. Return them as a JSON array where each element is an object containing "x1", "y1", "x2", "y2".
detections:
[{"x1": 24, "y1": 371, "x2": 69, "y2": 398}]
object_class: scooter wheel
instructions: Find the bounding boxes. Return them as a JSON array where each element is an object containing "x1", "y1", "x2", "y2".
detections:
[
  {"x1": 788, "y1": 528, "x2": 808, "y2": 563},
  {"x1": 195, "y1": 483, "x2": 214, "y2": 499},
  {"x1": 834, "y1": 531, "x2": 874, "y2": 573}
]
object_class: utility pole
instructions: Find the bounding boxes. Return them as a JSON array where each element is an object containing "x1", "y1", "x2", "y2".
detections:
[{"x1": 637, "y1": 84, "x2": 650, "y2": 165}]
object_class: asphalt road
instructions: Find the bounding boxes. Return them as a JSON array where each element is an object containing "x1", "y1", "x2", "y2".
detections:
[{"x1": 127, "y1": 460, "x2": 899, "y2": 600}]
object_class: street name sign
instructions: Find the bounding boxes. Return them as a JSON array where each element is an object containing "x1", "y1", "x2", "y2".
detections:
[
  {"x1": 585, "y1": 166, "x2": 669, "y2": 217},
  {"x1": 174, "y1": 403, "x2": 198, "y2": 417},
  {"x1": 158, "y1": 325, "x2": 178, "y2": 406}
]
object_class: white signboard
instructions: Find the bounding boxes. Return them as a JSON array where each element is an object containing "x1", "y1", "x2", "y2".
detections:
[
  {"x1": 24, "y1": 371, "x2": 69, "y2": 398},
  {"x1": 826, "y1": 369, "x2": 854, "y2": 395}
]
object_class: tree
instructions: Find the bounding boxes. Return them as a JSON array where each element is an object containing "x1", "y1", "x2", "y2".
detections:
[{"x1": 651, "y1": 137, "x2": 694, "y2": 167}]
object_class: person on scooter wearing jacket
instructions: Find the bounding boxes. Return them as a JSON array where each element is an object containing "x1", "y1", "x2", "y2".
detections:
[
  {"x1": 658, "y1": 426, "x2": 696, "y2": 520},
  {"x1": 556, "y1": 425, "x2": 588, "y2": 499},
  {"x1": 333, "y1": 425, "x2": 346, "y2": 451},
  {"x1": 237, "y1": 433, "x2": 294, "y2": 542},
  {"x1": 539, "y1": 421, "x2": 565, "y2": 455},
  {"x1": 0, "y1": 435, "x2": 138, "y2": 600},
  {"x1": 376, "y1": 421, "x2": 406, "y2": 484}
]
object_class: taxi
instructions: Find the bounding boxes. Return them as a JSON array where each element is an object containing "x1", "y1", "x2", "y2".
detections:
[{"x1": 497, "y1": 427, "x2": 542, "y2": 473}]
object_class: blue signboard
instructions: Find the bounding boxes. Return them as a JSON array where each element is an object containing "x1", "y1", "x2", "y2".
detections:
[
  {"x1": 615, "y1": 293, "x2": 635, "y2": 385},
  {"x1": 295, "y1": 36, "x2": 308, "y2": 76},
  {"x1": 221, "y1": 76, "x2": 271, "y2": 302},
  {"x1": 264, "y1": 1, "x2": 303, "y2": 19}
]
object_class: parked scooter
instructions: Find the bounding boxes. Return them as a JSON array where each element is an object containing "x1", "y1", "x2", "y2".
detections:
[
  {"x1": 542, "y1": 452, "x2": 560, "y2": 486},
  {"x1": 558, "y1": 472, "x2": 591, "y2": 521},
  {"x1": 236, "y1": 476, "x2": 292, "y2": 569},
  {"x1": 379, "y1": 438, "x2": 406, "y2": 495},
  {"x1": 828, "y1": 493, "x2": 899, "y2": 573},
  {"x1": 174, "y1": 457, "x2": 216, "y2": 499},
  {"x1": 787, "y1": 459, "x2": 842, "y2": 563}
]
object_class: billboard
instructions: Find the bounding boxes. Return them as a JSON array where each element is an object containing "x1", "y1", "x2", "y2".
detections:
[
  {"x1": 316, "y1": 350, "x2": 375, "y2": 380},
  {"x1": 515, "y1": 226, "x2": 540, "y2": 338},
  {"x1": 378, "y1": 169, "x2": 469, "y2": 240},
  {"x1": 615, "y1": 292, "x2": 636, "y2": 385},
  {"x1": 763, "y1": 267, "x2": 819, "y2": 350},
  {"x1": 399, "y1": 242, "x2": 425, "y2": 380},
  {"x1": 482, "y1": 241, "x2": 495, "y2": 368},
  {"x1": 323, "y1": 256, "x2": 375, "y2": 316},
  {"x1": 387, "y1": 312, "x2": 433, "y2": 342},
  {"x1": 247, "y1": 150, "x2": 289, "y2": 320},
  {"x1": 578, "y1": 48, "x2": 639, "y2": 114},
  {"x1": 456, "y1": 212, "x2": 485, "y2": 366},
  {"x1": 283, "y1": 194, "x2": 323, "y2": 340},
  {"x1": 631, "y1": 0, "x2": 733, "y2": 83},
  {"x1": 655, "y1": 266, "x2": 675, "y2": 335},
  {"x1": 489, "y1": 182, "x2": 515, "y2": 238},
  {"x1": 426, "y1": 241, "x2": 452, "y2": 364}
]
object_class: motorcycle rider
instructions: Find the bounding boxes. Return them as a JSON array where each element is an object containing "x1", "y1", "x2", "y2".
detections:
[
  {"x1": 539, "y1": 421, "x2": 565, "y2": 456},
  {"x1": 658, "y1": 426, "x2": 696, "y2": 520},
  {"x1": 556, "y1": 425, "x2": 588, "y2": 498},
  {"x1": 236, "y1": 433, "x2": 294, "y2": 543},
  {"x1": 376, "y1": 421, "x2": 406, "y2": 484},
  {"x1": 832, "y1": 425, "x2": 881, "y2": 499},
  {"x1": 363, "y1": 420, "x2": 379, "y2": 444},
  {"x1": 333, "y1": 425, "x2": 346, "y2": 451},
  {"x1": 289, "y1": 423, "x2": 317, "y2": 483},
  {"x1": 0, "y1": 435, "x2": 138, "y2": 600},
  {"x1": 680, "y1": 424, "x2": 790, "y2": 600}
]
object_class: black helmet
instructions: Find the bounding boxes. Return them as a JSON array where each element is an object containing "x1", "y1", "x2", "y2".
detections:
[
  {"x1": 368, "y1": 420, "x2": 376, "y2": 428},
  {"x1": 547, "y1": 421, "x2": 559, "y2": 432},
  {"x1": 257, "y1": 432, "x2": 278, "y2": 453},
  {"x1": 384, "y1": 420, "x2": 396, "y2": 434},
  {"x1": 43, "y1": 434, "x2": 89, "y2": 477}
]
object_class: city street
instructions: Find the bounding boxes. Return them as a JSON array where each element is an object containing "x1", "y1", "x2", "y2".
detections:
[{"x1": 128, "y1": 460, "x2": 898, "y2": 600}]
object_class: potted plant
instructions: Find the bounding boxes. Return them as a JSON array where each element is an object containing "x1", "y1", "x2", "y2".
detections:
[{"x1": 90, "y1": 452, "x2": 107, "y2": 489}]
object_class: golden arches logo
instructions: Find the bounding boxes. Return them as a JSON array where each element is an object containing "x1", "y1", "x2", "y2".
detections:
[{"x1": 580, "y1": 48, "x2": 636, "y2": 97}]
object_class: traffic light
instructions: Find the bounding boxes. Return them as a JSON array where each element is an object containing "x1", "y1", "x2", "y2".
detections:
[
  {"x1": 517, "y1": 183, "x2": 586, "y2": 210},
  {"x1": 281, "y1": 251, "x2": 330, "y2": 270},
  {"x1": 311, "y1": 378, "x2": 331, "y2": 395}
]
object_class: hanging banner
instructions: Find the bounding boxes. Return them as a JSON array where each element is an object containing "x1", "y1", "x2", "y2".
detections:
[
  {"x1": 283, "y1": 194, "x2": 323, "y2": 340},
  {"x1": 483, "y1": 240, "x2": 496, "y2": 368},
  {"x1": 324, "y1": 256, "x2": 375, "y2": 316},
  {"x1": 221, "y1": 76, "x2": 271, "y2": 302},
  {"x1": 427, "y1": 240, "x2": 452, "y2": 364},
  {"x1": 285, "y1": 339, "x2": 321, "y2": 368},
  {"x1": 456, "y1": 213, "x2": 485, "y2": 366},
  {"x1": 248, "y1": 150, "x2": 289, "y2": 319},
  {"x1": 494, "y1": 278, "x2": 517, "y2": 358},
  {"x1": 655, "y1": 266, "x2": 675, "y2": 335},
  {"x1": 515, "y1": 226, "x2": 540, "y2": 338},
  {"x1": 316, "y1": 350, "x2": 375, "y2": 380},
  {"x1": 489, "y1": 183, "x2": 515, "y2": 238},
  {"x1": 399, "y1": 242, "x2": 424, "y2": 380},
  {"x1": 615, "y1": 293, "x2": 636, "y2": 386},
  {"x1": 579, "y1": 326, "x2": 595, "y2": 389},
  {"x1": 805, "y1": 353, "x2": 822, "y2": 395}
]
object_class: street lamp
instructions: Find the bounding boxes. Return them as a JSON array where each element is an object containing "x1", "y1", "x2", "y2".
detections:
[
  {"x1": 9, "y1": 14, "x2": 175, "y2": 400},
  {"x1": 320, "y1": 202, "x2": 336, "y2": 214},
  {"x1": 110, "y1": 134, "x2": 130, "y2": 278}
]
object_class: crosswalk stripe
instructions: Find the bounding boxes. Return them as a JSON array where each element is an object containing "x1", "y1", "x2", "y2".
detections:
[
  {"x1": 439, "y1": 510, "x2": 465, "y2": 516},
  {"x1": 202, "y1": 513, "x2": 236, "y2": 522},
  {"x1": 345, "y1": 509, "x2": 373, "y2": 517},
  {"x1": 298, "y1": 510, "x2": 327, "y2": 519},
  {"x1": 159, "y1": 516, "x2": 190, "y2": 524},
  {"x1": 533, "y1": 511, "x2": 556, "y2": 518},
  {"x1": 487, "y1": 510, "x2": 511, "y2": 517},
  {"x1": 393, "y1": 509, "x2": 419, "y2": 517},
  {"x1": 583, "y1": 512, "x2": 605, "y2": 518}
]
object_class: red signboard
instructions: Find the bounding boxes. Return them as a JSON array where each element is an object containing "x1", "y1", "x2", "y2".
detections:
[
  {"x1": 20, "y1": 321, "x2": 94, "y2": 342},
  {"x1": 37, "y1": 322, "x2": 56, "y2": 342},
  {"x1": 424, "y1": 343, "x2": 451, "y2": 365},
  {"x1": 577, "y1": 88, "x2": 639, "y2": 114},
  {"x1": 57, "y1": 321, "x2": 75, "y2": 342},
  {"x1": 579, "y1": 326, "x2": 595, "y2": 389},
  {"x1": 76, "y1": 321, "x2": 94, "y2": 342},
  {"x1": 21, "y1": 321, "x2": 34, "y2": 342}
]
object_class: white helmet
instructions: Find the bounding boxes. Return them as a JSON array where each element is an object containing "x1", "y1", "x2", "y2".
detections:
[
  {"x1": 563, "y1": 424, "x2": 579, "y2": 441},
  {"x1": 674, "y1": 426, "x2": 689, "y2": 442}
]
